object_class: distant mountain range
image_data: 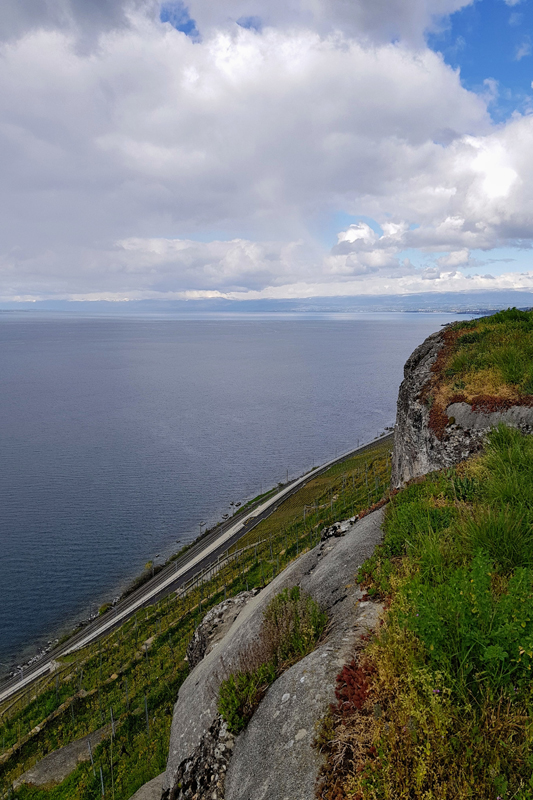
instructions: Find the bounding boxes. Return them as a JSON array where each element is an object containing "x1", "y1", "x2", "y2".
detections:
[{"x1": 2, "y1": 290, "x2": 533, "y2": 315}]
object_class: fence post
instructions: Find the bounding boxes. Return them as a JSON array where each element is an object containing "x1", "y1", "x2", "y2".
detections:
[
  {"x1": 144, "y1": 695, "x2": 150, "y2": 737},
  {"x1": 88, "y1": 740, "x2": 95, "y2": 777}
]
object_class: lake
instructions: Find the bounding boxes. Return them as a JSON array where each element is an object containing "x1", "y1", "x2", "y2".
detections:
[{"x1": 0, "y1": 312, "x2": 465, "y2": 670}]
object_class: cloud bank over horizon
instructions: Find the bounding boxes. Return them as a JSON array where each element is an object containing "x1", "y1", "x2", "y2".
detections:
[{"x1": 2, "y1": 0, "x2": 533, "y2": 302}]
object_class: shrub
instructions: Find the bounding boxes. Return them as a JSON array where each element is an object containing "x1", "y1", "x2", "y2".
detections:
[
  {"x1": 218, "y1": 586, "x2": 326, "y2": 733},
  {"x1": 218, "y1": 661, "x2": 277, "y2": 734}
]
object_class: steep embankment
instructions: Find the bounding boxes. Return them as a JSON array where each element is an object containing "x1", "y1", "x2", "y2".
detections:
[
  {"x1": 315, "y1": 309, "x2": 533, "y2": 800},
  {"x1": 157, "y1": 308, "x2": 533, "y2": 800},
  {"x1": 392, "y1": 309, "x2": 533, "y2": 486},
  {"x1": 11, "y1": 309, "x2": 533, "y2": 800}
]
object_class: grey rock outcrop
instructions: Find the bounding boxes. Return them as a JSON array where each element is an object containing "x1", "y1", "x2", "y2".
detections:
[
  {"x1": 447, "y1": 401, "x2": 533, "y2": 433},
  {"x1": 129, "y1": 773, "x2": 165, "y2": 800},
  {"x1": 391, "y1": 328, "x2": 452, "y2": 487},
  {"x1": 391, "y1": 326, "x2": 533, "y2": 487},
  {"x1": 186, "y1": 590, "x2": 259, "y2": 670},
  {"x1": 162, "y1": 509, "x2": 385, "y2": 800},
  {"x1": 320, "y1": 517, "x2": 357, "y2": 541},
  {"x1": 14, "y1": 725, "x2": 110, "y2": 789},
  {"x1": 225, "y1": 591, "x2": 381, "y2": 800},
  {"x1": 163, "y1": 715, "x2": 234, "y2": 800}
]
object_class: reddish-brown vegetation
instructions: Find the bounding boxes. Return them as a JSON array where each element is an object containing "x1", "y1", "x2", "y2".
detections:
[{"x1": 315, "y1": 656, "x2": 380, "y2": 800}]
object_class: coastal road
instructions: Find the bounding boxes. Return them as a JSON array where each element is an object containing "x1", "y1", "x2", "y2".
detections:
[{"x1": 0, "y1": 432, "x2": 393, "y2": 705}]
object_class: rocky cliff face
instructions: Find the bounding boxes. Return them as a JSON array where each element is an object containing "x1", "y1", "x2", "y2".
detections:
[{"x1": 391, "y1": 325, "x2": 533, "y2": 487}]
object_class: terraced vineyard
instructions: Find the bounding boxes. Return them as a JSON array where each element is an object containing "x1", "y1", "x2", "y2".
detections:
[{"x1": 0, "y1": 437, "x2": 392, "y2": 800}]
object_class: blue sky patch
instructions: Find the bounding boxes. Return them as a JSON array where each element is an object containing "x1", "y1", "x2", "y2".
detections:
[
  {"x1": 427, "y1": 0, "x2": 533, "y2": 120},
  {"x1": 160, "y1": 2, "x2": 200, "y2": 39},
  {"x1": 237, "y1": 16, "x2": 263, "y2": 32}
]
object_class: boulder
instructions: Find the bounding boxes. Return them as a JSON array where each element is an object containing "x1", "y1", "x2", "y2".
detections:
[
  {"x1": 162, "y1": 509, "x2": 385, "y2": 800},
  {"x1": 129, "y1": 773, "x2": 165, "y2": 800}
]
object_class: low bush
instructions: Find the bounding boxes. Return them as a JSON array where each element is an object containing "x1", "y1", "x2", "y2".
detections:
[{"x1": 218, "y1": 586, "x2": 327, "y2": 734}]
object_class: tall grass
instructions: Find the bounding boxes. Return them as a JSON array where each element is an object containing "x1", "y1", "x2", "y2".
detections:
[
  {"x1": 326, "y1": 426, "x2": 533, "y2": 800},
  {"x1": 441, "y1": 308, "x2": 533, "y2": 399}
]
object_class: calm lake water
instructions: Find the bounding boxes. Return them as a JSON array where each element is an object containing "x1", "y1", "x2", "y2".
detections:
[{"x1": 0, "y1": 312, "x2": 465, "y2": 669}]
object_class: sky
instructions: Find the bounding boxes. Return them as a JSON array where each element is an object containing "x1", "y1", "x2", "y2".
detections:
[{"x1": 2, "y1": 0, "x2": 533, "y2": 303}]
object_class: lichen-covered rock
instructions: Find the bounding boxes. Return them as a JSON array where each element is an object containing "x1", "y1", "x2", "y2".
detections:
[
  {"x1": 320, "y1": 516, "x2": 357, "y2": 541},
  {"x1": 162, "y1": 509, "x2": 385, "y2": 800},
  {"x1": 391, "y1": 328, "x2": 450, "y2": 487},
  {"x1": 161, "y1": 716, "x2": 234, "y2": 800},
  {"x1": 447, "y1": 401, "x2": 533, "y2": 433},
  {"x1": 186, "y1": 590, "x2": 259, "y2": 670}
]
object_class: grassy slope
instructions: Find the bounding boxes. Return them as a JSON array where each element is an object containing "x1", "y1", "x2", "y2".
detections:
[
  {"x1": 425, "y1": 309, "x2": 533, "y2": 438},
  {"x1": 318, "y1": 310, "x2": 533, "y2": 800},
  {"x1": 1, "y1": 438, "x2": 391, "y2": 800}
]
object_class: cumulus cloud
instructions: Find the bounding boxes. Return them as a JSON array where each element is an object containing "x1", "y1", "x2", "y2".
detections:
[
  {"x1": 184, "y1": 0, "x2": 476, "y2": 44},
  {"x1": 0, "y1": 0, "x2": 152, "y2": 46},
  {"x1": 0, "y1": 0, "x2": 533, "y2": 301}
]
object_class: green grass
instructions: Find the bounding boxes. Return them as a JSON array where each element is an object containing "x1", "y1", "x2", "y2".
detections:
[
  {"x1": 0, "y1": 438, "x2": 391, "y2": 800},
  {"x1": 438, "y1": 307, "x2": 533, "y2": 401},
  {"x1": 218, "y1": 586, "x2": 327, "y2": 734},
  {"x1": 329, "y1": 426, "x2": 533, "y2": 800}
]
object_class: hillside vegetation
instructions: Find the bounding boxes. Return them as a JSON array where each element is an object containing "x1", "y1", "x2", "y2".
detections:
[
  {"x1": 0, "y1": 438, "x2": 391, "y2": 800},
  {"x1": 318, "y1": 337, "x2": 533, "y2": 800},
  {"x1": 424, "y1": 309, "x2": 533, "y2": 439}
]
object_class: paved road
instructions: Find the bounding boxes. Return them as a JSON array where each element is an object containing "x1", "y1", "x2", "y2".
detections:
[{"x1": 0, "y1": 433, "x2": 393, "y2": 705}]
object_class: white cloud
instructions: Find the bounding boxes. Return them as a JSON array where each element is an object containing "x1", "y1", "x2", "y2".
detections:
[
  {"x1": 515, "y1": 36, "x2": 531, "y2": 60},
  {"x1": 0, "y1": 1, "x2": 533, "y2": 301},
  {"x1": 185, "y1": 0, "x2": 475, "y2": 45},
  {"x1": 437, "y1": 249, "x2": 470, "y2": 268}
]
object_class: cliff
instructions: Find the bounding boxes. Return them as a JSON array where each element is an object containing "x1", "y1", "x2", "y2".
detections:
[
  {"x1": 126, "y1": 309, "x2": 533, "y2": 800},
  {"x1": 391, "y1": 316, "x2": 533, "y2": 486},
  {"x1": 390, "y1": 327, "x2": 482, "y2": 486}
]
